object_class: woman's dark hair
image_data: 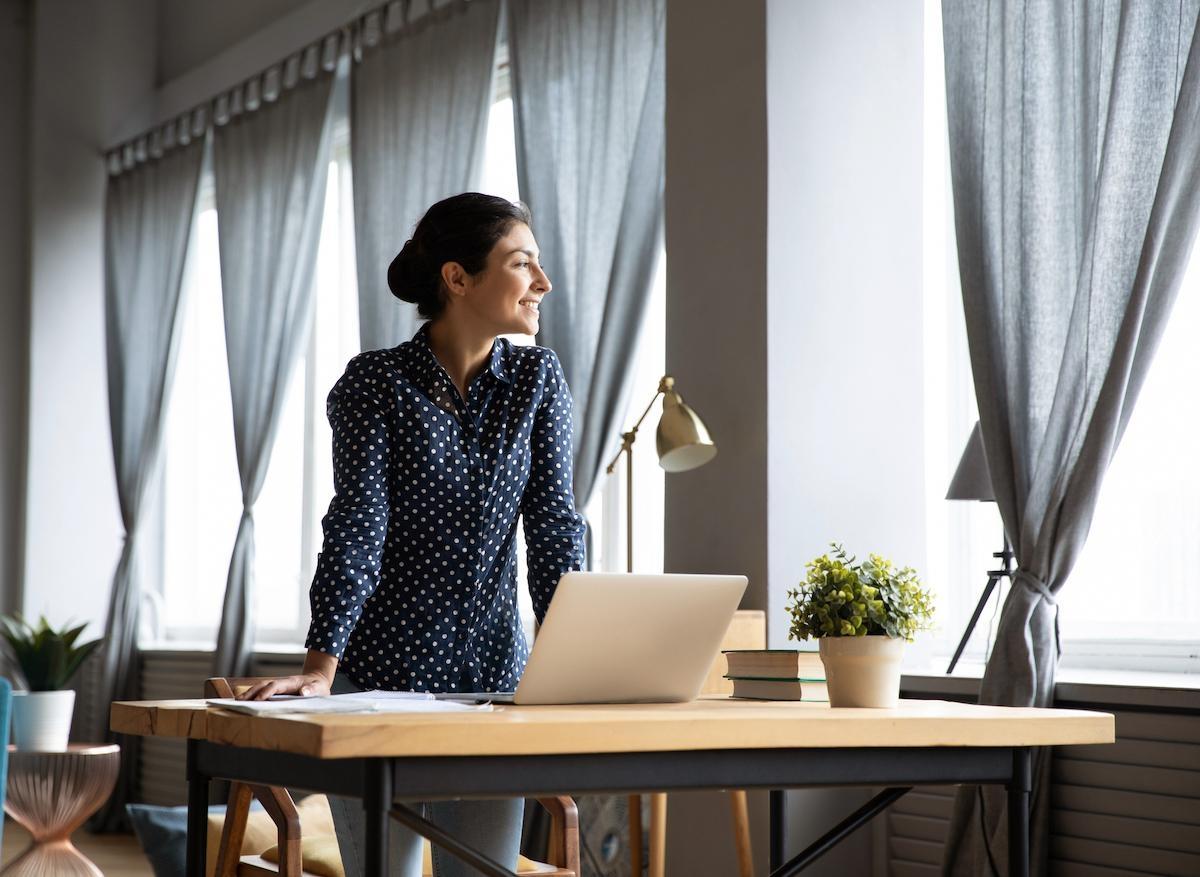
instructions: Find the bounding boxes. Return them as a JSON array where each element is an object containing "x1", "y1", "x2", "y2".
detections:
[{"x1": 387, "y1": 193, "x2": 533, "y2": 320}]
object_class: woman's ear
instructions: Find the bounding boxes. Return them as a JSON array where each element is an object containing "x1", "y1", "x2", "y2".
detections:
[{"x1": 440, "y1": 261, "x2": 470, "y2": 300}]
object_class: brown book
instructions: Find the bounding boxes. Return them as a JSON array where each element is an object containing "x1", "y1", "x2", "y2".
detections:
[
  {"x1": 727, "y1": 677, "x2": 829, "y2": 702},
  {"x1": 723, "y1": 649, "x2": 824, "y2": 680}
]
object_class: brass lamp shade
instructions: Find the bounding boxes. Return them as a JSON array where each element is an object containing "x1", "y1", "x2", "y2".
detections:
[
  {"x1": 945, "y1": 421, "x2": 994, "y2": 502},
  {"x1": 656, "y1": 387, "x2": 717, "y2": 473}
]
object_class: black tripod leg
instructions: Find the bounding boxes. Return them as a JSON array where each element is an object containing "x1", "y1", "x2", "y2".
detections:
[{"x1": 946, "y1": 574, "x2": 1001, "y2": 674}]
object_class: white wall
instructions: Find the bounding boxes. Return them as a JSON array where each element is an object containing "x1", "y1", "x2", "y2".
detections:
[
  {"x1": 664, "y1": 0, "x2": 769, "y2": 611},
  {"x1": 663, "y1": 0, "x2": 927, "y2": 873},
  {"x1": 22, "y1": 0, "x2": 157, "y2": 630},
  {"x1": 0, "y1": 0, "x2": 31, "y2": 618},
  {"x1": 662, "y1": 1, "x2": 771, "y2": 871},
  {"x1": 20, "y1": 0, "x2": 357, "y2": 632},
  {"x1": 156, "y1": 0, "x2": 304, "y2": 84},
  {"x1": 765, "y1": 1, "x2": 926, "y2": 640}
]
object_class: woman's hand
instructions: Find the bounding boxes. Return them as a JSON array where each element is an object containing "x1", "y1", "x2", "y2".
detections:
[
  {"x1": 236, "y1": 673, "x2": 332, "y2": 701},
  {"x1": 235, "y1": 649, "x2": 339, "y2": 700}
]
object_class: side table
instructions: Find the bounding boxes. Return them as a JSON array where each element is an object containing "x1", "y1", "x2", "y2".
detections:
[{"x1": 2, "y1": 743, "x2": 120, "y2": 876}]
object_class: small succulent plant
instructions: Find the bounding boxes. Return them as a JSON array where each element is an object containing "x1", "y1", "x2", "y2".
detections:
[
  {"x1": 787, "y1": 543, "x2": 934, "y2": 641},
  {"x1": 0, "y1": 614, "x2": 102, "y2": 691}
]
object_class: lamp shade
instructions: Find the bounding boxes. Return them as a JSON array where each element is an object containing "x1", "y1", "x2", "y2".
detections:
[
  {"x1": 656, "y1": 386, "x2": 716, "y2": 473},
  {"x1": 946, "y1": 421, "x2": 994, "y2": 502}
]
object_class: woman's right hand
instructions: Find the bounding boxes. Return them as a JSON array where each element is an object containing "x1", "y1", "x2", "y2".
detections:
[
  {"x1": 236, "y1": 673, "x2": 333, "y2": 701},
  {"x1": 236, "y1": 651, "x2": 339, "y2": 700}
]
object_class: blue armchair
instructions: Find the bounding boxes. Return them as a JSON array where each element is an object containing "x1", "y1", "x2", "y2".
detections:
[{"x1": 0, "y1": 677, "x2": 11, "y2": 850}]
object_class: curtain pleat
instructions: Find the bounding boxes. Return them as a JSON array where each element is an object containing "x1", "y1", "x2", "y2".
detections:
[
  {"x1": 92, "y1": 138, "x2": 205, "y2": 830},
  {"x1": 941, "y1": 2, "x2": 1200, "y2": 873},
  {"x1": 507, "y1": 0, "x2": 666, "y2": 513},
  {"x1": 351, "y1": 0, "x2": 501, "y2": 352},
  {"x1": 211, "y1": 69, "x2": 336, "y2": 679}
]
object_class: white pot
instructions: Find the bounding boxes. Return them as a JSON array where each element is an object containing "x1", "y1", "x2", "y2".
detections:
[
  {"x1": 11, "y1": 689, "x2": 76, "y2": 751},
  {"x1": 818, "y1": 636, "x2": 905, "y2": 708}
]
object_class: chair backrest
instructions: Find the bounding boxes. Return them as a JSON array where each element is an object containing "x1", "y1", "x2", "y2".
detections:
[
  {"x1": 206, "y1": 677, "x2": 303, "y2": 877},
  {"x1": 205, "y1": 677, "x2": 269, "y2": 699},
  {"x1": 0, "y1": 677, "x2": 10, "y2": 851}
]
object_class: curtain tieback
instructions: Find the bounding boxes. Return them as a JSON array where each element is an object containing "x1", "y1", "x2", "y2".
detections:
[
  {"x1": 1014, "y1": 569, "x2": 1062, "y2": 659},
  {"x1": 1013, "y1": 569, "x2": 1055, "y2": 604}
]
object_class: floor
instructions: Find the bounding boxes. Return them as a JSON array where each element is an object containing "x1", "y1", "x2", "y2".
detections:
[{"x1": 1, "y1": 817, "x2": 154, "y2": 876}]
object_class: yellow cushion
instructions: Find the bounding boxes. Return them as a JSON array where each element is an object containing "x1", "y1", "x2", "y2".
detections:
[
  {"x1": 294, "y1": 794, "x2": 337, "y2": 838},
  {"x1": 252, "y1": 795, "x2": 553, "y2": 876},
  {"x1": 205, "y1": 806, "x2": 277, "y2": 877},
  {"x1": 259, "y1": 836, "x2": 550, "y2": 877}
]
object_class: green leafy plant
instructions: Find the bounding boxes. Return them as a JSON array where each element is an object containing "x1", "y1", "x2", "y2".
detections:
[
  {"x1": 787, "y1": 544, "x2": 934, "y2": 641},
  {"x1": 0, "y1": 614, "x2": 102, "y2": 691}
]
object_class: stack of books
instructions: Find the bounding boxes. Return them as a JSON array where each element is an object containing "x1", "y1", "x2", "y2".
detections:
[{"x1": 723, "y1": 649, "x2": 828, "y2": 701}]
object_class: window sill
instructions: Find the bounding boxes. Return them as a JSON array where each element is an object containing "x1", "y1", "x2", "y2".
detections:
[{"x1": 903, "y1": 662, "x2": 1200, "y2": 713}]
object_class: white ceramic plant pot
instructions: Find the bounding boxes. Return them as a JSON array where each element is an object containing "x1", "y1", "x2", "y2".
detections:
[
  {"x1": 11, "y1": 689, "x2": 76, "y2": 751},
  {"x1": 818, "y1": 636, "x2": 906, "y2": 708}
]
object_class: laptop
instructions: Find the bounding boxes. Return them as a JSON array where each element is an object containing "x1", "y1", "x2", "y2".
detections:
[{"x1": 444, "y1": 572, "x2": 747, "y2": 705}]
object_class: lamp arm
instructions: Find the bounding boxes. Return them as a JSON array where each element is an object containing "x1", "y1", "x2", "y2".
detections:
[{"x1": 604, "y1": 383, "x2": 668, "y2": 474}]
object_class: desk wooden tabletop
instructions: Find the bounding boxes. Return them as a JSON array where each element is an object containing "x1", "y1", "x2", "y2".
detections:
[{"x1": 110, "y1": 697, "x2": 1114, "y2": 760}]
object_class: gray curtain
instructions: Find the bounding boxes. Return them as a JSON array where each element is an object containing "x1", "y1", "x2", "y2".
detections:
[
  {"x1": 351, "y1": 0, "x2": 501, "y2": 352},
  {"x1": 94, "y1": 138, "x2": 205, "y2": 830},
  {"x1": 508, "y1": 0, "x2": 666, "y2": 513},
  {"x1": 212, "y1": 68, "x2": 336, "y2": 679},
  {"x1": 941, "y1": 2, "x2": 1200, "y2": 873}
]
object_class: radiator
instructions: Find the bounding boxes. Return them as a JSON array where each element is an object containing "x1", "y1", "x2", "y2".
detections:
[
  {"x1": 884, "y1": 708, "x2": 1200, "y2": 876},
  {"x1": 136, "y1": 650, "x2": 305, "y2": 805}
]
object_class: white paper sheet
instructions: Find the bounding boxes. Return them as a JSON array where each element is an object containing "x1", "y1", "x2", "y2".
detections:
[{"x1": 207, "y1": 692, "x2": 491, "y2": 715}]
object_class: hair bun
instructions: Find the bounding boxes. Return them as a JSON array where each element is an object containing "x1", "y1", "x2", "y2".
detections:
[{"x1": 387, "y1": 238, "x2": 436, "y2": 304}]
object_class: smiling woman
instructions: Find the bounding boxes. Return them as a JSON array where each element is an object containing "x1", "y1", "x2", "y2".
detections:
[{"x1": 238, "y1": 192, "x2": 589, "y2": 877}]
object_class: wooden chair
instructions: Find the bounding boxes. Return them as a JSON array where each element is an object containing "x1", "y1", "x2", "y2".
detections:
[
  {"x1": 206, "y1": 677, "x2": 580, "y2": 877},
  {"x1": 629, "y1": 610, "x2": 766, "y2": 877}
]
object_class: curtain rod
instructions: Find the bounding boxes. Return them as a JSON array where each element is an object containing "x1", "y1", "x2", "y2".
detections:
[{"x1": 102, "y1": 0, "x2": 477, "y2": 173}]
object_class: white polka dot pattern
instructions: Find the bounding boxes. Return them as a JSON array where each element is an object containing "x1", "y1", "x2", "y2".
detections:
[{"x1": 304, "y1": 324, "x2": 587, "y2": 693}]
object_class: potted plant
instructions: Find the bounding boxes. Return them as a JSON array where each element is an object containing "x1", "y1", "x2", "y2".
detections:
[
  {"x1": 786, "y1": 544, "x2": 934, "y2": 707},
  {"x1": 0, "y1": 615, "x2": 102, "y2": 750}
]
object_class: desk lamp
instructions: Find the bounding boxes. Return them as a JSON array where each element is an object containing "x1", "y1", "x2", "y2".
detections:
[
  {"x1": 604, "y1": 376, "x2": 719, "y2": 877},
  {"x1": 944, "y1": 421, "x2": 1014, "y2": 674},
  {"x1": 604, "y1": 375, "x2": 716, "y2": 573}
]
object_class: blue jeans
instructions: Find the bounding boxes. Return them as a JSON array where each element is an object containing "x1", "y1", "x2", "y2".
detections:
[{"x1": 327, "y1": 672, "x2": 524, "y2": 877}]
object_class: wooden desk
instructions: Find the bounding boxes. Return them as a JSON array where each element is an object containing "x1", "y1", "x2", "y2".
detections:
[{"x1": 112, "y1": 697, "x2": 1113, "y2": 877}]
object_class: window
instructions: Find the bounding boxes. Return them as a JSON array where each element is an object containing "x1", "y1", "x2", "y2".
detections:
[
  {"x1": 483, "y1": 50, "x2": 667, "y2": 641},
  {"x1": 922, "y1": 0, "x2": 1200, "y2": 671},
  {"x1": 150, "y1": 119, "x2": 358, "y2": 648},
  {"x1": 586, "y1": 257, "x2": 667, "y2": 578},
  {"x1": 149, "y1": 49, "x2": 667, "y2": 650},
  {"x1": 152, "y1": 190, "x2": 240, "y2": 645}
]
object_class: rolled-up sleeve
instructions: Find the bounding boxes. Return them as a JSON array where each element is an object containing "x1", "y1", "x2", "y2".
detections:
[
  {"x1": 304, "y1": 354, "x2": 393, "y2": 659},
  {"x1": 521, "y1": 350, "x2": 587, "y2": 622}
]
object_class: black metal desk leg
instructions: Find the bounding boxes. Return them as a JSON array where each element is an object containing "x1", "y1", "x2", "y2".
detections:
[
  {"x1": 186, "y1": 739, "x2": 208, "y2": 877},
  {"x1": 769, "y1": 790, "x2": 786, "y2": 871},
  {"x1": 364, "y1": 762, "x2": 394, "y2": 876},
  {"x1": 1008, "y1": 748, "x2": 1032, "y2": 877}
]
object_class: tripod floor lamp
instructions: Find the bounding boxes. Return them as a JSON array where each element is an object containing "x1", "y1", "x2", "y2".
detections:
[
  {"x1": 605, "y1": 376, "x2": 748, "y2": 877},
  {"x1": 945, "y1": 421, "x2": 1014, "y2": 675}
]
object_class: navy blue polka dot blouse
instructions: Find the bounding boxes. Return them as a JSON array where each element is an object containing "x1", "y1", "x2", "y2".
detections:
[{"x1": 304, "y1": 324, "x2": 587, "y2": 693}]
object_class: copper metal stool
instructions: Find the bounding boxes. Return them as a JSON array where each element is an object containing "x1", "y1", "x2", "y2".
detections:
[{"x1": 1, "y1": 743, "x2": 121, "y2": 876}]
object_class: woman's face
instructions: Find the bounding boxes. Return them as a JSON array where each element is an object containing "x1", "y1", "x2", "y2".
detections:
[{"x1": 452, "y1": 222, "x2": 552, "y2": 336}]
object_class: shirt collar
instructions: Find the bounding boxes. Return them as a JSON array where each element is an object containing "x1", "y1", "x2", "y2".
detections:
[{"x1": 411, "y1": 323, "x2": 512, "y2": 387}]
